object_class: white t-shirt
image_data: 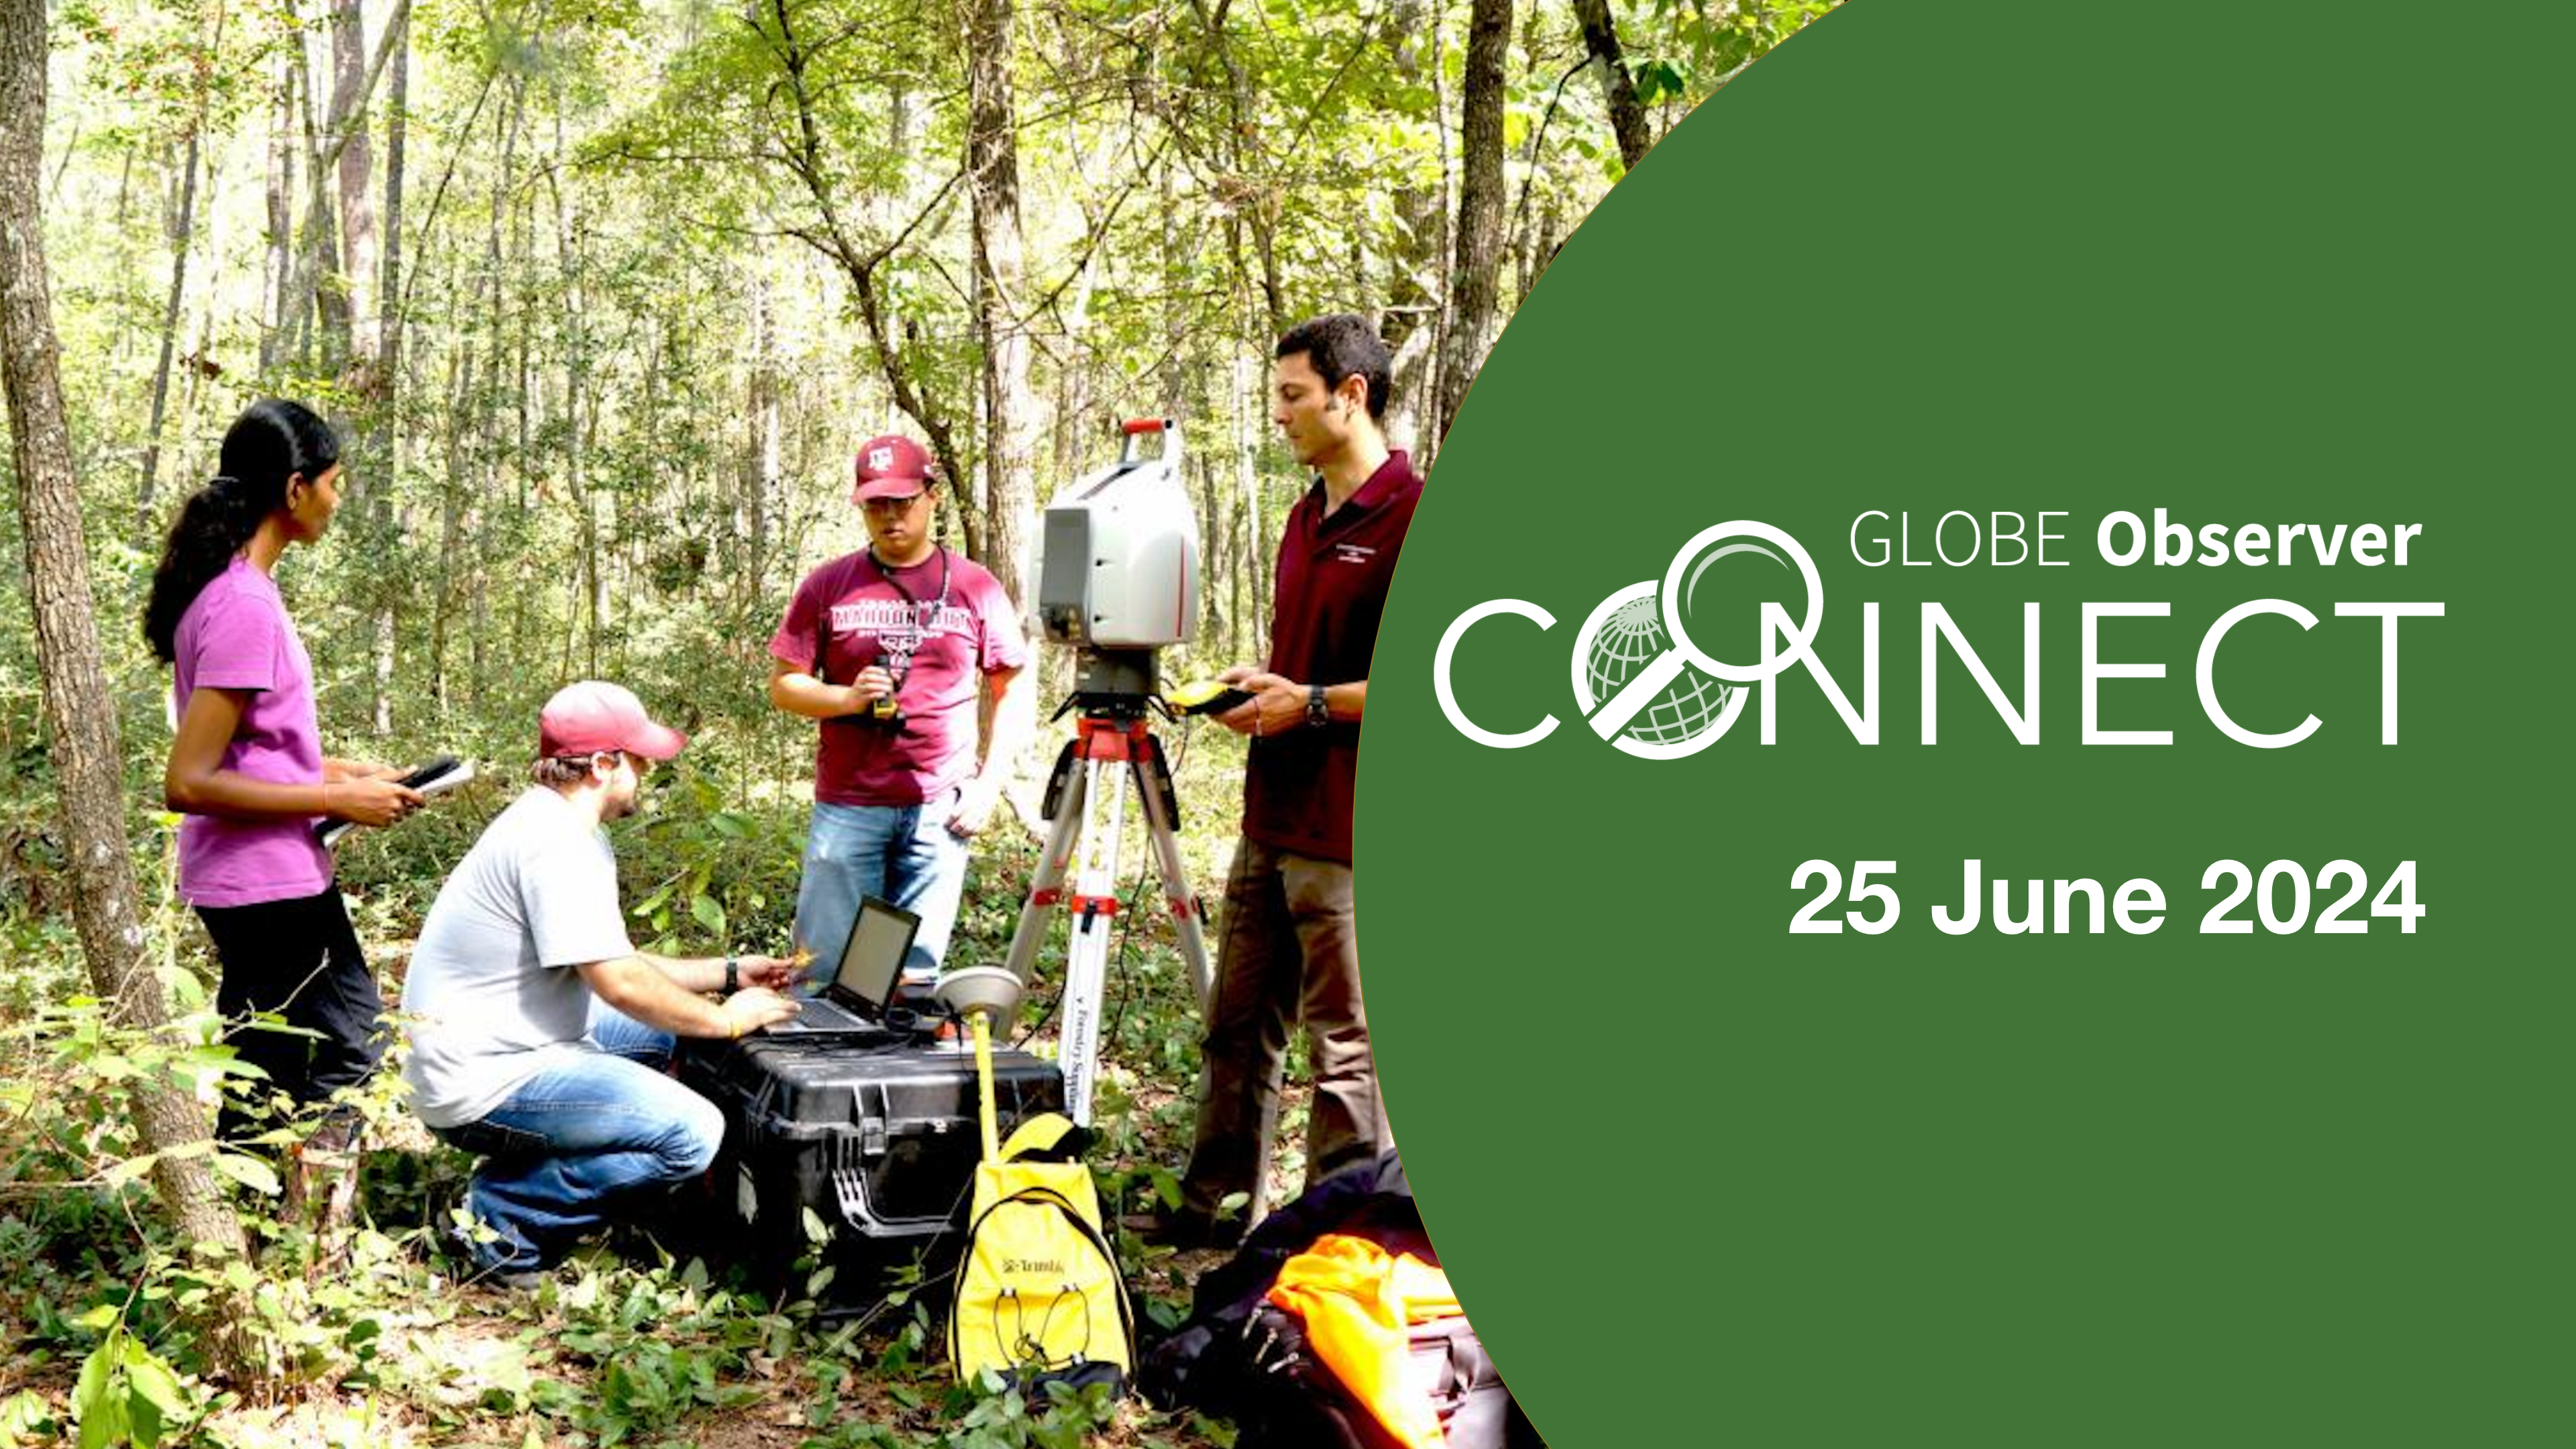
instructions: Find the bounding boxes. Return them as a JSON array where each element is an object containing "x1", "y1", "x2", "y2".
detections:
[{"x1": 400, "y1": 787, "x2": 636, "y2": 1128}]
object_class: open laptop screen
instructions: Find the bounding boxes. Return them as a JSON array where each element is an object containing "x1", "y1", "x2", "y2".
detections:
[{"x1": 833, "y1": 896, "x2": 919, "y2": 1014}]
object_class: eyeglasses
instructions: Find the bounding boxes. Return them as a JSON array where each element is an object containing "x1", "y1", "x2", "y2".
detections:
[{"x1": 861, "y1": 491, "x2": 930, "y2": 515}]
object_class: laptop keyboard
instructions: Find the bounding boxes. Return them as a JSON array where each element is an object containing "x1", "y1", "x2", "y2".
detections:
[{"x1": 771, "y1": 996, "x2": 873, "y2": 1034}]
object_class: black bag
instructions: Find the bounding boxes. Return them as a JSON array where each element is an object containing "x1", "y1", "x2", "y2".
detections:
[
  {"x1": 1140, "y1": 1152, "x2": 1544, "y2": 1449},
  {"x1": 1236, "y1": 1301, "x2": 1536, "y2": 1449},
  {"x1": 676, "y1": 1032, "x2": 1064, "y2": 1297}
]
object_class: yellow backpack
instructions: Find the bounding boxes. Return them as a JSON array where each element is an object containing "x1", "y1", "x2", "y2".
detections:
[{"x1": 949, "y1": 1020, "x2": 1134, "y2": 1393}]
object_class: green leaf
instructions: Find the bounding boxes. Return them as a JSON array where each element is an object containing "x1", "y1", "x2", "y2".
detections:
[
  {"x1": 72, "y1": 1303, "x2": 121, "y2": 1332},
  {"x1": 690, "y1": 894, "x2": 726, "y2": 935},
  {"x1": 121, "y1": 1340, "x2": 184, "y2": 1448},
  {"x1": 72, "y1": 1336, "x2": 125, "y2": 1449},
  {"x1": 2, "y1": 1389, "x2": 56, "y2": 1439},
  {"x1": 800, "y1": 1206, "x2": 828, "y2": 1245},
  {"x1": 210, "y1": 1152, "x2": 282, "y2": 1197},
  {"x1": 101, "y1": 1152, "x2": 160, "y2": 1188}
]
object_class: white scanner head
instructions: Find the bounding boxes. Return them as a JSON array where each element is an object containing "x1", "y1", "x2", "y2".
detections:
[{"x1": 1031, "y1": 419, "x2": 1201, "y2": 650}]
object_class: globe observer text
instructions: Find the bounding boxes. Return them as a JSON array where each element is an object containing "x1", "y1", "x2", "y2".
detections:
[{"x1": 1846, "y1": 509, "x2": 2424, "y2": 570}]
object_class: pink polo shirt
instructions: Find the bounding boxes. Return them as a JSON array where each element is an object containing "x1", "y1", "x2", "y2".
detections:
[{"x1": 172, "y1": 558, "x2": 333, "y2": 907}]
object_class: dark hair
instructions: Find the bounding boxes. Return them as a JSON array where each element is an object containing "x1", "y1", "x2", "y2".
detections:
[
  {"x1": 142, "y1": 400, "x2": 340, "y2": 664},
  {"x1": 1275, "y1": 313, "x2": 1393, "y2": 421}
]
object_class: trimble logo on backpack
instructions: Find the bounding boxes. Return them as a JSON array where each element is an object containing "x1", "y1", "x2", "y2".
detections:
[
  {"x1": 1002, "y1": 1256, "x2": 1067, "y2": 1277},
  {"x1": 1432, "y1": 513, "x2": 2443, "y2": 756}
]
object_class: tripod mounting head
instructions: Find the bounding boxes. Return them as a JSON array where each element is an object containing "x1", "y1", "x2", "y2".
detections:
[{"x1": 1049, "y1": 645, "x2": 1173, "y2": 724}]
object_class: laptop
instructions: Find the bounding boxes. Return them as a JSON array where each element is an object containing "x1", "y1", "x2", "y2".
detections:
[{"x1": 769, "y1": 896, "x2": 920, "y2": 1034}]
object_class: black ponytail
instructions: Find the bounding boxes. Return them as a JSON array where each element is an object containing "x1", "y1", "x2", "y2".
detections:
[{"x1": 142, "y1": 399, "x2": 340, "y2": 664}]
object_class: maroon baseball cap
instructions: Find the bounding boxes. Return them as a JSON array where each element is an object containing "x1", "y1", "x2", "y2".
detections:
[
  {"x1": 538, "y1": 681, "x2": 688, "y2": 761},
  {"x1": 852, "y1": 434, "x2": 937, "y2": 504}
]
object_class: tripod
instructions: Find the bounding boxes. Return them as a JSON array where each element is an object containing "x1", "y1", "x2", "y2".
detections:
[{"x1": 1001, "y1": 651, "x2": 1214, "y2": 1125}]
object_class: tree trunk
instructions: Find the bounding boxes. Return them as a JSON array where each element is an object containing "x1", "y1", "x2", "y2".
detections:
[
  {"x1": 1200, "y1": 3, "x2": 1284, "y2": 337},
  {"x1": 272, "y1": 0, "x2": 409, "y2": 370},
  {"x1": 741, "y1": 248, "x2": 777, "y2": 589},
  {"x1": 0, "y1": 0, "x2": 258, "y2": 1377},
  {"x1": 1382, "y1": 0, "x2": 1445, "y2": 456},
  {"x1": 137, "y1": 71, "x2": 213, "y2": 547},
  {"x1": 485, "y1": 75, "x2": 524, "y2": 700},
  {"x1": 368, "y1": 6, "x2": 409, "y2": 738},
  {"x1": 331, "y1": 0, "x2": 379, "y2": 368},
  {"x1": 1435, "y1": 0, "x2": 1511, "y2": 448},
  {"x1": 1229, "y1": 321, "x2": 1258, "y2": 664},
  {"x1": 966, "y1": 0, "x2": 1032, "y2": 600},
  {"x1": 431, "y1": 318, "x2": 464, "y2": 714},
  {"x1": 1574, "y1": 0, "x2": 1652, "y2": 172},
  {"x1": 260, "y1": 50, "x2": 294, "y2": 370},
  {"x1": 551, "y1": 107, "x2": 602, "y2": 676},
  {"x1": 300, "y1": 21, "x2": 343, "y2": 365}
]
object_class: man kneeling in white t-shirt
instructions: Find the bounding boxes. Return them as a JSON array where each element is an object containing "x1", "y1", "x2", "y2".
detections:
[{"x1": 401, "y1": 682, "x2": 802, "y2": 1287}]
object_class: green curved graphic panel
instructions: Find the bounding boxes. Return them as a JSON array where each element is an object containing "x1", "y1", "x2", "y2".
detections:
[{"x1": 1362, "y1": 2, "x2": 2571, "y2": 1444}]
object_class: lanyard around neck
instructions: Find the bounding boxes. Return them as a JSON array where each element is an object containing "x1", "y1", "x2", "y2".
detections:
[{"x1": 870, "y1": 545, "x2": 951, "y2": 620}]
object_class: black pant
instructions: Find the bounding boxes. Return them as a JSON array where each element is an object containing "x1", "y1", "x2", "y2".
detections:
[{"x1": 195, "y1": 888, "x2": 384, "y2": 1144}]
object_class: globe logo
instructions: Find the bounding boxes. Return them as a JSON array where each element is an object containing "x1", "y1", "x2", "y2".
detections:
[
  {"x1": 1570, "y1": 579, "x2": 1747, "y2": 759},
  {"x1": 1432, "y1": 521, "x2": 1821, "y2": 756},
  {"x1": 1585, "y1": 593, "x2": 1734, "y2": 747}
]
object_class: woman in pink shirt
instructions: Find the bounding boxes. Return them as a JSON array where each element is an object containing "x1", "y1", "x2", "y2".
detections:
[{"x1": 142, "y1": 399, "x2": 423, "y2": 1149}]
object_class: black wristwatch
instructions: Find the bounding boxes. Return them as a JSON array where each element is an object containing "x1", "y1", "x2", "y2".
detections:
[
  {"x1": 723, "y1": 957, "x2": 740, "y2": 993},
  {"x1": 1306, "y1": 684, "x2": 1330, "y2": 729}
]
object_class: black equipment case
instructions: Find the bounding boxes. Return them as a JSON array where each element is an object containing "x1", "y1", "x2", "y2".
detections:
[{"x1": 678, "y1": 1030, "x2": 1065, "y2": 1293}]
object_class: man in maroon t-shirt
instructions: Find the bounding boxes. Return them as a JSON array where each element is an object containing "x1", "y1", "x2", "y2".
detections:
[
  {"x1": 766, "y1": 435, "x2": 1032, "y2": 992},
  {"x1": 1152, "y1": 315, "x2": 1424, "y2": 1246}
]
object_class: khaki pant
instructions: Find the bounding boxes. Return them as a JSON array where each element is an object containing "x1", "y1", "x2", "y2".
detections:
[{"x1": 1180, "y1": 838, "x2": 1383, "y2": 1219}]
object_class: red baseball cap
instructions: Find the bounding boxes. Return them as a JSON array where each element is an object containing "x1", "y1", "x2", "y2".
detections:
[
  {"x1": 538, "y1": 681, "x2": 688, "y2": 761},
  {"x1": 852, "y1": 434, "x2": 937, "y2": 504}
]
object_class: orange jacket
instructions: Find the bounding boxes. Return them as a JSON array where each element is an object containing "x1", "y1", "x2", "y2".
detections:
[{"x1": 1265, "y1": 1233, "x2": 1463, "y2": 1449}]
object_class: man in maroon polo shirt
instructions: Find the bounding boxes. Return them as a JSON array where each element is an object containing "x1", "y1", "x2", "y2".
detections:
[
  {"x1": 765, "y1": 435, "x2": 1032, "y2": 997},
  {"x1": 1153, "y1": 313, "x2": 1423, "y2": 1246}
]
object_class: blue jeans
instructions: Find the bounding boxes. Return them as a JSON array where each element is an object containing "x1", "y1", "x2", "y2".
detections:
[
  {"x1": 432, "y1": 1000, "x2": 723, "y2": 1274},
  {"x1": 793, "y1": 794, "x2": 969, "y2": 991}
]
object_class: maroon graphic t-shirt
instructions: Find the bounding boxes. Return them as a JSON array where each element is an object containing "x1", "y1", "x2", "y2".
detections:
[{"x1": 768, "y1": 548, "x2": 1029, "y2": 806}]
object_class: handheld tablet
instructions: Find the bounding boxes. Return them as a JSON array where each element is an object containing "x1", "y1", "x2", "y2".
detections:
[
  {"x1": 316, "y1": 756, "x2": 474, "y2": 849},
  {"x1": 1165, "y1": 680, "x2": 1255, "y2": 716}
]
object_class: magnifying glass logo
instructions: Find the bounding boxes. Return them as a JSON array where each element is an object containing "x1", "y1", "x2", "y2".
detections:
[{"x1": 1573, "y1": 520, "x2": 1825, "y2": 750}]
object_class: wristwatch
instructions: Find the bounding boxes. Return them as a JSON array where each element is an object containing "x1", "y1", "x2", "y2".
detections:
[
  {"x1": 723, "y1": 957, "x2": 740, "y2": 993},
  {"x1": 1306, "y1": 684, "x2": 1330, "y2": 729}
]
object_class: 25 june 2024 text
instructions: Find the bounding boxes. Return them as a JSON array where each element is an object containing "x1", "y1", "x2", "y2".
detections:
[{"x1": 1785, "y1": 858, "x2": 2423, "y2": 936}]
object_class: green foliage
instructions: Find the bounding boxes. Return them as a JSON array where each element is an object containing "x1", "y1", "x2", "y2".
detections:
[
  {"x1": 1637, "y1": 0, "x2": 1841, "y2": 107},
  {"x1": 4, "y1": 0, "x2": 1837, "y2": 1440},
  {"x1": 67, "y1": 1303, "x2": 205, "y2": 1449},
  {"x1": 526, "y1": 1260, "x2": 777, "y2": 1447}
]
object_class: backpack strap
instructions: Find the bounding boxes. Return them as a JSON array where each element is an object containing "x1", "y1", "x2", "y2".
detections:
[
  {"x1": 997, "y1": 1112, "x2": 1092, "y2": 1163},
  {"x1": 953, "y1": 1184, "x2": 1139, "y2": 1370}
]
